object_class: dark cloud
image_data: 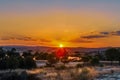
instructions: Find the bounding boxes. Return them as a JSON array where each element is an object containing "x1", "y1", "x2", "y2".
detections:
[
  {"x1": 69, "y1": 38, "x2": 93, "y2": 43},
  {"x1": 81, "y1": 35, "x2": 107, "y2": 39},
  {"x1": 0, "y1": 35, "x2": 36, "y2": 41},
  {"x1": 1, "y1": 37, "x2": 14, "y2": 40},
  {"x1": 100, "y1": 32, "x2": 109, "y2": 35},
  {"x1": 0, "y1": 34, "x2": 52, "y2": 43},
  {"x1": 39, "y1": 39, "x2": 52, "y2": 42},
  {"x1": 16, "y1": 36, "x2": 35, "y2": 41},
  {"x1": 111, "y1": 31, "x2": 120, "y2": 36},
  {"x1": 81, "y1": 30, "x2": 120, "y2": 39},
  {"x1": 100, "y1": 31, "x2": 120, "y2": 36},
  {"x1": 81, "y1": 31, "x2": 110, "y2": 39}
]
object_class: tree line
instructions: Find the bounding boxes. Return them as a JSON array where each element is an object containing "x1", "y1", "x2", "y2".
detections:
[
  {"x1": 0, "y1": 48, "x2": 36, "y2": 70},
  {"x1": 81, "y1": 48, "x2": 120, "y2": 66},
  {"x1": 0, "y1": 47, "x2": 59, "y2": 70},
  {"x1": 0, "y1": 47, "x2": 120, "y2": 70}
]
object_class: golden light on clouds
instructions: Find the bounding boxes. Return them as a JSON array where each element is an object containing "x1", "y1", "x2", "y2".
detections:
[{"x1": 0, "y1": 7, "x2": 120, "y2": 47}]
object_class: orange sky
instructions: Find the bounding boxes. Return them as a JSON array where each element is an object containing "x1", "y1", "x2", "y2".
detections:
[{"x1": 0, "y1": 1, "x2": 120, "y2": 47}]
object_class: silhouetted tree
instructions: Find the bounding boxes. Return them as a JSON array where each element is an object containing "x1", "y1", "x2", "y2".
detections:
[
  {"x1": 33, "y1": 51, "x2": 40, "y2": 60},
  {"x1": 40, "y1": 52, "x2": 48, "y2": 60},
  {"x1": 17, "y1": 56, "x2": 26, "y2": 69},
  {"x1": 33, "y1": 51, "x2": 48, "y2": 60},
  {"x1": 0, "y1": 57, "x2": 8, "y2": 70},
  {"x1": 115, "y1": 48, "x2": 120, "y2": 65},
  {"x1": 22, "y1": 50, "x2": 33, "y2": 58},
  {"x1": 105, "y1": 48, "x2": 119, "y2": 65},
  {"x1": 74, "y1": 51, "x2": 82, "y2": 58},
  {"x1": 47, "y1": 53, "x2": 58, "y2": 65},
  {"x1": 0, "y1": 48, "x2": 37, "y2": 70},
  {"x1": 95, "y1": 51, "x2": 105, "y2": 60},
  {"x1": 82, "y1": 55, "x2": 92, "y2": 66},
  {"x1": 7, "y1": 56, "x2": 19, "y2": 72},
  {"x1": 0, "y1": 47, "x2": 6, "y2": 59},
  {"x1": 24, "y1": 56, "x2": 36, "y2": 69},
  {"x1": 90, "y1": 57, "x2": 100, "y2": 66},
  {"x1": 7, "y1": 48, "x2": 20, "y2": 57},
  {"x1": 61, "y1": 52, "x2": 69, "y2": 64}
]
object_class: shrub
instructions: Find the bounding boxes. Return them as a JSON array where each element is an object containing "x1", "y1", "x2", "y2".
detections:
[
  {"x1": 76, "y1": 64, "x2": 83, "y2": 68},
  {"x1": 55, "y1": 65, "x2": 66, "y2": 70},
  {"x1": 90, "y1": 57, "x2": 100, "y2": 66},
  {"x1": 74, "y1": 67, "x2": 97, "y2": 80},
  {"x1": 99, "y1": 64, "x2": 104, "y2": 67}
]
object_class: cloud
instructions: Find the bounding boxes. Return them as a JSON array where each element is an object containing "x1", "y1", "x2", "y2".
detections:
[
  {"x1": 81, "y1": 35, "x2": 107, "y2": 39},
  {"x1": 0, "y1": 34, "x2": 53, "y2": 43},
  {"x1": 81, "y1": 30, "x2": 120, "y2": 39},
  {"x1": 100, "y1": 30, "x2": 120, "y2": 36},
  {"x1": 69, "y1": 38, "x2": 93, "y2": 43},
  {"x1": 100, "y1": 31, "x2": 120, "y2": 36},
  {"x1": 0, "y1": 35, "x2": 36, "y2": 41},
  {"x1": 1, "y1": 37, "x2": 14, "y2": 40},
  {"x1": 39, "y1": 39, "x2": 52, "y2": 42},
  {"x1": 100, "y1": 32, "x2": 110, "y2": 35},
  {"x1": 81, "y1": 31, "x2": 109, "y2": 39},
  {"x1": 16, "y1": 36, "x2": 35, "y2": 41},
  {"x1": 111, "y1": 31, "x2": 120, "y2": 36}
]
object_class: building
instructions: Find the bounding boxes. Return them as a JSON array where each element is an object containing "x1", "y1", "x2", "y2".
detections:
[{"x1": 35, "y1": 60, "x2": 48, "y2": 67}]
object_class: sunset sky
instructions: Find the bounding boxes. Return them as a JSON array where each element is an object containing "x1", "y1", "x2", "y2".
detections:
[{"x1": 0, "y1": 0, "x2": 120, "y2": 47}]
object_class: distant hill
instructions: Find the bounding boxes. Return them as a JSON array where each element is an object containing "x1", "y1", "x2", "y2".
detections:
[{"x1": 0, "y1": 45, "x2": 115, "y2": 53}]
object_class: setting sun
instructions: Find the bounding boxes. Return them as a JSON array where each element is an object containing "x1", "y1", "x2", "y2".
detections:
[{"x1": 59, "y1": 44, "x2": 64, "y2": 48}]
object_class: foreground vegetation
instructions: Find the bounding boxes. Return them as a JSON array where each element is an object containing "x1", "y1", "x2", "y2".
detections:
[
  {"x1": 1, "y1": 47, "x2": 120, "y2": 80},
  {"x1": 0, "y1": 48, "x2": 36, "y2": 70}
]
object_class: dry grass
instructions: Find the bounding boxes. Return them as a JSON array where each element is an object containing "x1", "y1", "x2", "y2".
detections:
[{"x1": 72, "y1": 67, "x2": 98, "y2": 80}]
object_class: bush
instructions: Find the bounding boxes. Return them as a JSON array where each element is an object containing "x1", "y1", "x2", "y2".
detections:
[
  {"x1": 99, "y1": 64, "x2": 104, "y2": 67},
  {"x1": 74, "y1": 67, "x2": 97, "y2": 80},
  {"x1": 90, "y1": 57, "x2": 100, "y2": 66},
  {"x1": 55, "y1": 65, "x2": 66, "y2": 70},
  {"x1": 1, "y1": 72, "x2": 20, "y2": 80},
  {"x1": 76, "y1": 64, "x2": 83, "y2": 68},
  {"x1": 28, "y1": 74, "x2": 41, "y2": 80},
  {"x1": 24, "y1": 56, "x2": 36, "y2": 69}
]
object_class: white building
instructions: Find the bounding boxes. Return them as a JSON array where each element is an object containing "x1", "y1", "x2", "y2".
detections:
[{"x1": 35, "y1": 60, "x2": 48, "y2": 67}]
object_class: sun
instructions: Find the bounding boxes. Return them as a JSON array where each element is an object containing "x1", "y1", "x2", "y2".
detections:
[{"x1": 59, "y1": 44, "x2": 64, "y2": 48}]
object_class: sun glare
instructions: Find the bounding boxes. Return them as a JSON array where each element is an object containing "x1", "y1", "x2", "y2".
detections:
[{"x1": 59, "y1": 44, "x2": 63, "y2": 48}]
